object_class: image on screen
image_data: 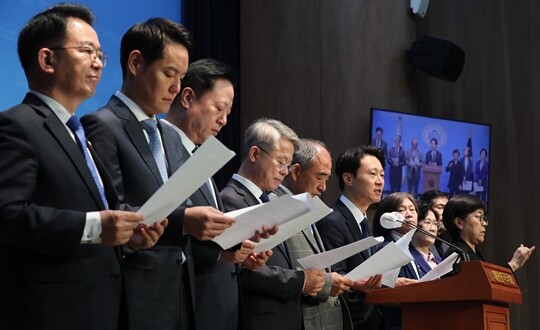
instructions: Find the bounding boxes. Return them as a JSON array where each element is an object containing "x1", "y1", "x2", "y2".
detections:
[{"x1": 370, "y1": 108, "x2": 491, "y2": 206}]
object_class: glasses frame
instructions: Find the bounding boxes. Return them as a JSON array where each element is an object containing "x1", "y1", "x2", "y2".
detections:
[
  {"x1": 469, "y1": 213, "x2": 489, "y2": 226},
  {"x1": 257, "y1": 145, "x2": 291, "y2": 170},
  {"x1": 50, "y1": 45, "x2": 107, "y2": 67}
]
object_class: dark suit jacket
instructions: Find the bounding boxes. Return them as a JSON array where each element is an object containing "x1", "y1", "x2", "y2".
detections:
[
  {"x1": 445, "y1": 159, "x2": 464, "y2": 192},
  {"x1": 169, "y1": 135, "x2": 237, "y2": 330},
  {"x1": 372, "y1": 138, "x2": 388, "y2": 160},
  {"x1": 316, "y1": 199, "x2": 383, "y2": 330},
  {"x1": 460, "y1": 157, "x2": 474, "y2": 182},
  {"x1": 425, "y1": 150, "x2": 442, "y2": 166},
  {"x1": 220, "y1": 178, "x2": 305, "y2": 330},
  {"x1": 0, "y1": 93, "x2": 124, "y2": 330},
  {"x1": 82, "y1": 95, "x2": 191, "y2": 330}
]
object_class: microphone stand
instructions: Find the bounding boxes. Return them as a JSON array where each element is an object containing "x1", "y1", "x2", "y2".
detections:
[{"x1": 392, "y1": 218, "x2": 470, "y2": 272}]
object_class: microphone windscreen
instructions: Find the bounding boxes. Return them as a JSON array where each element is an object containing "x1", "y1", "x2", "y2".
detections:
[{"x1": 380, "y1": 212, "x2": 403, "y2": 229}]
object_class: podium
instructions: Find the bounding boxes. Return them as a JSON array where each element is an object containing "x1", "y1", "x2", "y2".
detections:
[
  {"x1": 422, "y1": 164, "x2": 442, "y2": 192},
  {"x1": 366, "y1": 262, "x2": 521, "y2": 330}
]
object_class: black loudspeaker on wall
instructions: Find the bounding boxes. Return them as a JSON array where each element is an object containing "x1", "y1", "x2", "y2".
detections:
[{"x1": 406, "y1": 35, "x2": 465, "y2": 82}]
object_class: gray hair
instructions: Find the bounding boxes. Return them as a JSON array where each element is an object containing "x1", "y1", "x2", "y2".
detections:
[
  {"x1": 292, "y1": 139, "x2": 329, "y2": 170},
  {"x1": 243, "y1": 118, "x2": 300, "y2": 156}
]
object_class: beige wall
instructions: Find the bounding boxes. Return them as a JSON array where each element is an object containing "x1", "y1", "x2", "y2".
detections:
[{"x1": 240, "y1": 0, "x2": 539, "y2": 328}]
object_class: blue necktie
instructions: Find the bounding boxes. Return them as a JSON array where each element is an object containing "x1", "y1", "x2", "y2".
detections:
[
  {"x1": 66, "y1": 116, "x2": 108, "y2": 209},
  {"x1": 141, "y1": 119, "x2": 168, "y2": 183},
  {"x1": 260, "y1": 192, "x2": 270, "y2": 203}
]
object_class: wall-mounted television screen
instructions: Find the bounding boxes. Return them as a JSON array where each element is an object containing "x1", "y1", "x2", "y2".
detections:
[{"x1": 370, "y1": 108, "x2": 491, "y2": 205}]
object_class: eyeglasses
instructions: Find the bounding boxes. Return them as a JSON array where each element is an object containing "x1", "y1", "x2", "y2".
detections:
[
  {"x1": 50, "y1": 45, "x2": 107, "y2": 67},
  {"x1": 257, "y1": 146, "x2": 291, "y2": 170},
  {"x1": 471, "y1": 214, "x2": 489, "y2": 226},
  {"x1": 420, "y1": 219, "x2": 439, "y2": 227}
]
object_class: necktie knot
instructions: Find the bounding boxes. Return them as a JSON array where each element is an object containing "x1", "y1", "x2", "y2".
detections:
[
  {"x1": 67, "y1": 115, "x2": 83, "y2": 133},
  {"x1": 141, "y1": 118, "x2": 158, "y2": 134},
  {"x1": 260, "y1": 192, "x2": 270, "y2": 203}
]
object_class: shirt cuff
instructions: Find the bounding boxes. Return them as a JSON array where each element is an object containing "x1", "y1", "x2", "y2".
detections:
[{"x1": 81, "y1": 211, "x2": 102, "y2": 244}]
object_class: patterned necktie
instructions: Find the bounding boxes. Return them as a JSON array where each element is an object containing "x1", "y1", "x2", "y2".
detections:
[
  {"x1": 66, "y1": 116, "x2": 108, "y2": 209},
  {"x1": 141, "y1": 119, "x2": 168, "y2": 183}
]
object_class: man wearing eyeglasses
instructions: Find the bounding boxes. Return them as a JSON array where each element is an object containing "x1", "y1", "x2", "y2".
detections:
[
  {"x1": 81, "y1": 18, "x2": 235, "y2": 330},
  {"x1": 0, "y1": 4, "x2": 162, "y2": 329},
  {"x1": 220, "y1": 118, "x2": 327, "y2": 330}
]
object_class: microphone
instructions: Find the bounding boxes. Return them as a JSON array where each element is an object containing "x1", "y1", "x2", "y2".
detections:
[{"x1": 380, "y1": 212, "x2": 470, "y2": 263}]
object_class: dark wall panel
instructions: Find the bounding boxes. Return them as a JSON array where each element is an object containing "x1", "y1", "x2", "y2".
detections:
[{"x1": 241, "y1": 1, "x2": 538, "y2": 328}]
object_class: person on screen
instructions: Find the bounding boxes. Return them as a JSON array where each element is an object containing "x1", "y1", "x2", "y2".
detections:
[
  {"x1": 446, "y1": 149, "x2": 464, "y2": 197},
  {"x1": 409, "y1": 201, "x2": 441, "y2": 277},
  {"x1": 0, "y1": 4, "x2": 165, "y2": 329},
  {"x1": 271, "y1": 139, "x2": 354, "y2": 330},
  {"x1": 442, "y1": 194, "x2": 535, "y2": 273},
  {"x1": 316, "y1": 145, "x2": 385, "y2": 330},
  {"x1": 406, "y1": 138, "x2": 423, "y2": 197},
  {"x1": 81, "y1": 18, "x2": 236, "y2": 330},
  {"x1": 219, "y1": 118, "x2": 321, "y2": 330},
  {"x1": 387, "y1": 135, "x2": 405, "y2": 193},
  {"x1": 475, "y1": 148, "x2": 489, "y2": 201},
  {"x1": 372, "y1": 126, "x2": 388, "y2": 159},
  {"x1": 425, "y1": 138, "x2": 443, "y2": 166},
  {"x1": 460, "y1": 146, "x2": 474, "y2": 193},
  {"x1": 163, "y1": 59, "x2": 272, "y2": 330}
]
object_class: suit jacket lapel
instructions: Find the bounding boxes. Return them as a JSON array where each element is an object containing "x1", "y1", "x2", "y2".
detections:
[
  {"x1": 335, "y1": 200, "x2": 371, "y2": 260},
  {"x1": 30, "y1": 95, "x2": 104, "y2": 209},
  {"x1": 109, "y1": 97, "x2": 164, "y2": 185}
]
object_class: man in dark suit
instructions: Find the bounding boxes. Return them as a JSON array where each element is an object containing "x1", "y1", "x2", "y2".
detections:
[
  {"x1": 316, "y1": 146, "x2": 385, "y2": 330},
  {"x1": 220, "y1": 118, "x2": 326, "y2": 330},
  {"x1": 371, "y1": 127, "x2": 388, "y2": 159},
  {"x1": 445, "y1": 149, "x2": 464, "y2": 197},
  {"x1": 82, "y1": 19, "x2": 235, "y2": 330},
  {"x1": 460, "y1": 146, "x2": 474, "y2": 192},
  {"x1": 163, "y1": 59, "x2": 271, "y2": 330},
  {"x1": 0, "y1": 4, "x2": 161, "y2": 329},
  {"x1": 387, "y1": 135, "x2": 405, "y2": 192},
  {"x1": 272, "y1": 139, "x2": 354, "y2": 330},
  {"x1": 425, "y1": 138, "x2": 443, "y2": 166}
]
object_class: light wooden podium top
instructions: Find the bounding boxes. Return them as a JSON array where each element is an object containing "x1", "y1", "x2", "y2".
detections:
[{"x1": 366, "y1": 261, "x2": 522, "y2": 305}]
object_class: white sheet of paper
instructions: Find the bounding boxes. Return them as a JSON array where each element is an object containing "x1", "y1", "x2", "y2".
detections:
[
  {"x1": 138, "y1": 136, "x2": 235, "y2": 225},
  {"x1": 381, "y1": 228, "x2": 416, "y2": 287},
  {"x1": 419, "y1": 252, "x2": 459, "y2": 282},
  {"x1": 345, "y1": 242, "x2": 413, "y2": 284},
  {"x1": 212, "y1": 193, "x2": 312, "y2": 250},
  {"x1": 462, "y1": 180, "x2": 473, "y2": 190},
  {"x1": 473, "y1": 183, "x2": 484, "y2": 192},
  {"x1": 253, "y1": 196, "x2": 332, "y2": 253},
  {"x1": 297, "y1": 236, "x2": 384, "y2": 270}
]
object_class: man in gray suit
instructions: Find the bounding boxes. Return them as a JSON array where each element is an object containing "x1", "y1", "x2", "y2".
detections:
[{"x1": 272, "y1": 139, "x2": 354, "y2": 330}]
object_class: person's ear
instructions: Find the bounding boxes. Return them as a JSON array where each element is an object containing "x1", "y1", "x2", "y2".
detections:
[
  {"x1": 342, "y1": 172, "x2": 354, "y2": 187},
  {"x1": 127, "y1": 50, "x2": 144, "y2": 76},
  {"x1": 454, "y1": 217, "x2": 464, "y2": 230},
  {"x1": 38, "y1": 48, "x2": 55, "y2": 74},
  {"x1": 289, "y1": 163, "x2": 301, "y2": 181},
  {"x1": 180, "y1": 88, "x2": 195, "y2": 109},
  {"x1": 248, "y1": 146, "x2": 261, "y2": 163}
]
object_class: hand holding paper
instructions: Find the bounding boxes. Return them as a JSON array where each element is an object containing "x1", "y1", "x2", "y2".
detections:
[{"x1": 138, "y1": 136, "x2": 235, "y2": 226}]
